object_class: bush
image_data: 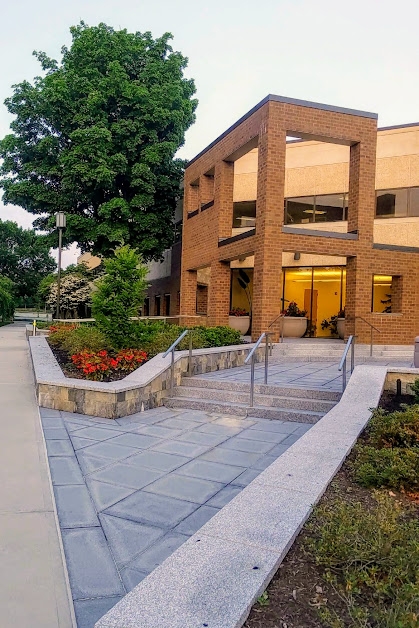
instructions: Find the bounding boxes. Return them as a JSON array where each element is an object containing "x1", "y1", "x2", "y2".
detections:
[
  {"x1": 409, "y1": 378, "x2": 419, "y2": 404},
  {"x1": 0, "y1": 275, "x2": 15, "y2": 322},
  {"x1": 353, "y1": 446, "x2": 419, "y2": 491},
  {"x1": 92, "y1": 246, "x2": 148, "y2": 349},
  {"x1": 365, "y1": 406, "x2": 419, "y2": 449},
  {"x1": 48, "y1": 323, "x2": 78, "y2": 346},
  {"x1": 60, "y1": 325, "x2": 111, "y2": 355},
  {"x1": 306, "y1": 492, "x2": 419, "y2": 628}
]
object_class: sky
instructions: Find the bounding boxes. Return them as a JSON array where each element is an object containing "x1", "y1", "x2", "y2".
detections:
[{"x1": 1, "y1": 0, "x2": 419, "y2": 266}]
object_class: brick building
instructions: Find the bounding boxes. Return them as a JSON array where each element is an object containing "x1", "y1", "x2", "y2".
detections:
[{"x1": 146, "y1": 94, "x2": 419, "y2": 344}]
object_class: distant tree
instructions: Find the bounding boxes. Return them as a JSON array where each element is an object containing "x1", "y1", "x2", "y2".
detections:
[
  {"x1": 0, "y1": 22, "x2": 197, "y2": 260},
  {"x1": 0, "y1": 275, "x2": 15, "y2": 322},
  {"x1": 0, "y1": 220, "x2": 55, "y2": 304},
  {"x1": 46, "y1": 273, "x2": 93, "y2": 318}
]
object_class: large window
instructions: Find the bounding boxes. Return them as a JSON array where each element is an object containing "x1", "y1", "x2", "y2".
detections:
[
  {"x1": 375, "y1": 187, "x2": 419, "y2": 218},
  {"x1": 233, "y1": 201, "x2": 256, "y2": 228},
  {"x1": 285, "y1": 194, "x2": 347, "y2": 224},
  {"x1": 372, "y1": 275, "x2": 393, "y2": 312}
]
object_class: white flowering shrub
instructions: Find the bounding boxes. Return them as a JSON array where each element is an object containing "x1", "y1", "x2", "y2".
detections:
[{"x1": 47, "y1": 274, "x2": 93, "y2": 318}]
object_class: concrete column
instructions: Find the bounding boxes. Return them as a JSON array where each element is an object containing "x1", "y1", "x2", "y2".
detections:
[
  {"x1": 252, "y1": 105, "x2": 286, "y2": 341},
  {"x1": 214, "y1": 160, "x2": 234, "y2": 239},
  {"x1": 207, "y1": 261, "x2": 231, "y2": 327}
]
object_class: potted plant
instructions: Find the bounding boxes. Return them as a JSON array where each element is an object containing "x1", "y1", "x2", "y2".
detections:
[
  {"x1": 281, "y1": 301, "x2": 308, "y2": 338},
  {"x1": 228, "y1": 308, "x2": 250, "y2": 335},
  {"x1": 321, "y1": 309, "x2": 345, "y2": 339}
]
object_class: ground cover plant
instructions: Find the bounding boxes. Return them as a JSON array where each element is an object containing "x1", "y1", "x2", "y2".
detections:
[{"x1": 244, "y1": 392, "x2": 419, "y2": 628}]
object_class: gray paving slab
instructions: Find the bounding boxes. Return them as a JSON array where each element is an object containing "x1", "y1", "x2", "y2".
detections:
[
  {"x1": 90, "y1": 463, "x2": 164, "y2": 490},
  {"x1": 219, "y1": 437, "x2": 275, "y2": 454},
  {"x1": 62, "y1": 527, "x2": 125, "y2": 600},
  {"x1": 157, "y1": 417, "x2": 204, "y2": 430},
  {"x1": 86, "y1": 479, "x2": 136, "y2": 512},
  {"x1": 50, "y1": 456, "x2": 85, "y2": 485},
  {"x1": 127, "y1": 531, "x2": 189, "y2": 573},
  {"x1": 46, "y1": 438, "x2": 75, "y2": 456},
  {"x1": 143, "y1": 473, "x2": 225, "y2": 504},
  {"x1": 54, "y1": 485, "x2": 100, "y2": 528},
  {"x1": 206, "y1": 485, "x2": 243, "y2": 508},
  {"x1": 201, "y1": 447, "x2": 262, "y2": 467},
  {"x1": 71, "y1": 435, "x2": 99, "y2": 450},
  {"x1": 174, "y1": 505, "x2": 220, "y2": 535},
  {"x1": 76, "y1": 451, "x2": 114, "y2": 475},
  {"x1": 195, "y1": 423, "x2": 243, "y2": 436},
  {"x1": 74, "y1": 597, "x2": 123, "y2": 628},
  {"x1": 133, "y1": 424, "x2": 183, "y2": 439},
  {"x1": 151, "y1": 439, "x2": 210, "y2": 457},
  {"x1": 99, "y1": 514, "x2": 164, "y2": 567},
  {"x1": 176, "y1": 459, "x2": 245, "y2": 483},
  {"x1": 232, "y1": 468, "x2": 262, "y2": 487},
  {"x1": 44, "y1": 426, "x2": 70, "y2": 439},
  {"x1": 119, "y1": 568, "x2": 148, "y2": 593},
  {"x1": 74, "y1": 426, "x2": 125, "y2": 441},
  {"x1": 104, "y1": 491, "x2": 199, "y2": 528},
  {"x1": 82, "y1": 441, "x2": 139, "y2": 461},
  {"x1": 175, "y1": 430, "x2": 230, "y2": 446},
  {"x1": 107, "y1": 433, "x2": 161, "y2": 449},
  {"x1": 125, "y1": 450, "x2": 189, "y2": 472}
]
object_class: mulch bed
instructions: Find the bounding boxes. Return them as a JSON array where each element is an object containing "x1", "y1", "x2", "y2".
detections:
[
  {"x1": 243, "y1": 392, "x2": 417, "y2": 628},
  {"x1": 48, "y1": 342, "x2": 129, "y2": 382}
]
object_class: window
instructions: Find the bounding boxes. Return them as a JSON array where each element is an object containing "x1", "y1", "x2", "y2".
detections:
[
  {"x1": 285, "y1": 194, "x2": 346, "y2": 224},
  {"x1": 232, "y1": 201, "x2": 256, "y2": 228},
  {"x1": 409, "y1": 188, "x2": 419, "y2": 216},
  {"x1": 143, "y1": 297, "x2": 150, "y2": 317},
  {"x1": 174, "y1": 221, "x2": 183, "y2": 243},
  {"x1": 372, "y1": 275, "x2": 393, "y2": 312},
  {"x1": 164, "y1": 294, "x2": 170, "y2": 316},
  {"x1": 155, "y1": 295, "x2": 161, "y2": 316},
  {"x1": 376, "y1": 189, "x2": 408, "y2": 218}
]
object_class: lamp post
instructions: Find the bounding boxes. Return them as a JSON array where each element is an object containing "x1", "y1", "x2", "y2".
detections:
[{"x1": 55, "y1": 212, "x2": 66, "y2": 319}]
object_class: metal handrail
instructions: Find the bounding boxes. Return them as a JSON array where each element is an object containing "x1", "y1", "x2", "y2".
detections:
[
  {"x1": 355, "y1": 317, "x2": 382, "y2": 357},
  {"x1": 268, "y1": 313, "x2": 285, "y2": 343},
  {"x1": 338, "y1": 334, "x2": 355, "y2": 392},
  {"x1": 244, "y1": 332, "x2": 272, "y2": 407},
  {"x1": 163, "y1": 329, "x2": 190, "y2": 394}
]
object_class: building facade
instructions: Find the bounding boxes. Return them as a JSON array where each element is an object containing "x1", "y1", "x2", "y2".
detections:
[{"x1": 170, "y1": 94, "x2": 419, "y2": 344}]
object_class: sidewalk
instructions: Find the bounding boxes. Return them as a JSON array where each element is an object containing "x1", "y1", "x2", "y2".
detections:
[{"x1": 0, "y1": 323, "x2": 74, "y2": 627}]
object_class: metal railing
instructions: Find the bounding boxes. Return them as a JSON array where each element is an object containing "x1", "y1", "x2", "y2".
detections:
[
  {"x1": 268, "y1": 313, "x2": 285, "y2": 342},
  {"x1": 244, "y1": 332, "x2": 273, "y2": 407},
  {"x1": 338, "y1": 334, "x2": 355, "y2": 392},
  {"x1": 163, "y1": 329, "x2": 192, "y2": 394},
  {"x1": 355, "y1": 317, "x2": 381, "y2": 357}
]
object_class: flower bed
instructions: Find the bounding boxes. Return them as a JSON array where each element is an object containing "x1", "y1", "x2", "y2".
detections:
[
  {"x1": 244, "y1": 392, "x2": 419, "y2": 628},
  {"x1": 46, "y1": 321, "x2": 242, "y2": 382}
]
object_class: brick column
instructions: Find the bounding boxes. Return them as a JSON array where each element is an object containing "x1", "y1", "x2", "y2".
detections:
[
  {"x1": 214, "y1": 160, "x2": 234, "y2": 239},
  {"x1": 179, "y1": 269, "x2": 197, "y2": 320},
  {"x1": 207, "y1": 261, "x2": 231, "y2": 327},
  {"x1": 347, "y1": 136, "x2": 376, "y2": 243},
  {"x1": 252, "y1": 106, "x2": 286, "y2": 341},
  {"x1": 345, "y1": 256, "x2": 374, "y2": 343}
]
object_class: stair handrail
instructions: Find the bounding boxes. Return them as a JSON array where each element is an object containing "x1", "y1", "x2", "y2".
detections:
[
  {"x1": 355, "y1": 317, "x2": 382, "y2": 357},
  {"x1": 338, "y1": 334, "x2": 355, "y2": 392},
  {"x1": 163, "y1": 329, "x2": 190, "y2": 395},
  {"x1": 268, "y1": 313, "x2": 285, "y2": 343},
  {"x1": 244, "y1": 332, "x2": 272, "y2": 407}
]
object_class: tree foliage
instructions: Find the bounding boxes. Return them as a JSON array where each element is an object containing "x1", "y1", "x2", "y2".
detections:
[
  {"x1": 0, "y1": 22, "x2": 197, "y2": 260},
  {"x1": 0, "y1": 219, "x2": 55, "y2": 303},
  {"x1": 92, "y1": 246, "x2": 148, "y2": 348},
  {"x1": 0, "y1": 275, "x2": 15, "y2": 321},
  {"x1": 46, "y1": 273, "x2": 93, "y2": 318}
]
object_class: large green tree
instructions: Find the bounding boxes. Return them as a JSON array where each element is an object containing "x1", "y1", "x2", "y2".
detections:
[
  {"x1": 0, "y1": 22, "x2": 197, "y2": 260},
  {"x1": 0, "y1": 220, "x2": 55, "y2": 302}
]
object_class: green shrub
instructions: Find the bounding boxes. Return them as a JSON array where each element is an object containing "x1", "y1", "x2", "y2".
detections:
[
  {"x1": 353, "y1": 445, "x2": 419, "y2": 491},
  {"x1": 365, "y1": 406, "x2": 419, "y2": 449},
  {"x1": 60, "y1": 326, "x2": 111, "y2": 355},
  {"x1": 306, "y1": 492, "x2": 419, "y2": 628},
  {"x1": 48, "y1": 324, "x2": 78, "y2": 347},
  {"x1": 92, "y1": 246, "x2": 148, "y2": 349},
  {"x1": 409, "y1": 378, "x2": 419, "y2": 404}
]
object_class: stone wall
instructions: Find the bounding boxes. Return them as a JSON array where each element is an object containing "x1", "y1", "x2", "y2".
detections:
[{"x1": 30, "y1": 336, "x2": 262, "y2": 419}]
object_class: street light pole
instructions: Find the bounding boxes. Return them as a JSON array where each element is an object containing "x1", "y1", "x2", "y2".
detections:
[{"x1": 55, "y1": 212, "x2": 66, "y2": 320}]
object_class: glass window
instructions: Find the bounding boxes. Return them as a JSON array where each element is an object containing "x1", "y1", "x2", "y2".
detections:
[
  {"x1": 314, "y1": 194, "x2": 346, "y2": 223},
  {"x1": 164, "y1": 294, "x2": 170, "y2": 316},
  {"x1": 232, "y1": 201, "x2": 256, "y2": 228},
  {"x1": 155, "y1": 295, "x2": 161, "y2": 316},
  {"x1": 285, "y1": 197, "x2": 315, "y2": 224},
  {"x1": 143, "y1": 298, "x2": 150, "y2": 317},
  {"x1": 409, "y1": 188, "x2": 419, "y2": 216},
  {"x1": 372, "y1": 275, "x2": 392, "y2": 312},
  {"x1": 376, "y1": 189, "x2": 408, "y2": 218}
]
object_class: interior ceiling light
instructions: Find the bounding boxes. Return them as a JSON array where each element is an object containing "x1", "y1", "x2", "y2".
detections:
[{"x1": 303, "y1": 209, "x2": 326, "y2": 214}]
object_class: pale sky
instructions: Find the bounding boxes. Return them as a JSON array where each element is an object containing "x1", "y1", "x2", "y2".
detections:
[{"x1": 1, "y1": 0, "x2": 418, "y2": 266}]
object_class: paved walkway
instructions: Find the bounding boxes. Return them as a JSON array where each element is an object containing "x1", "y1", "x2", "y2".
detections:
[
  {"x1": 0, "y1": 323, "x2": 74, "y2": 627},
  {"x1": 41, "y1": 405, "x2": 311, "y2": 628}
]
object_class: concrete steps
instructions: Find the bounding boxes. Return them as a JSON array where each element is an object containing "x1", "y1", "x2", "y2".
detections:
[
  {"x1": 163, "y1": 378, "x2": 340, "y2": 423},
  {"x1": 272, "y1": 342, "x2": 413, "y2": 362}
]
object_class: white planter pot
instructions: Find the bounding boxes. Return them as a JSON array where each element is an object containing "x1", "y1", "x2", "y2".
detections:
[
  {"x1": 228, "y1": 315, "x2": 250, "y2": 335},
  {"x1": 282, "y1": 317, "x2": 308, "y2": 338},
  {"x1": 337, "y1": 318, "x2": 345, "y2": 340}
]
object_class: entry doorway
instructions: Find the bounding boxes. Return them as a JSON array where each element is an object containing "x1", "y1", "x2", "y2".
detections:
[{"x1": 282, "y1": 266, "x2": 346, "y2": 337}]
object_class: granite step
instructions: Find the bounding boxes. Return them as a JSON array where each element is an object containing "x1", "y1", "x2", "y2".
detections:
[
  {"x1": 173, "y1": 386, "x2": 336, "y2": 412},
  {"x1": 180, "y1": 377, "x2": 341, "y2": 401},
  {"x1": 163, "y1": 396, "x2": 325, "y2": 423}
]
